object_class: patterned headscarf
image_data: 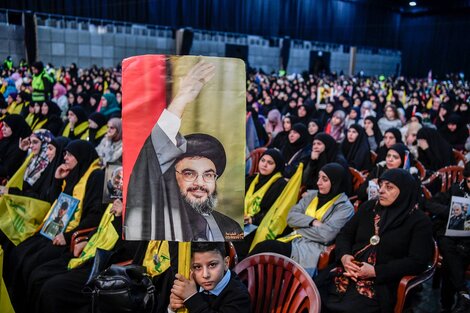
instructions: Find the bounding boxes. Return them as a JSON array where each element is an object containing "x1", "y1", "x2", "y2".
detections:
[{"x1": 24, "y1": 129, "x2": 54, "y2": 186}]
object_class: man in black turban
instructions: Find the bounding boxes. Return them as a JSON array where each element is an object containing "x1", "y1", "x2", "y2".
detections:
[{"x1": 124, "y1": 61, "x2": 243, "y2": 242}]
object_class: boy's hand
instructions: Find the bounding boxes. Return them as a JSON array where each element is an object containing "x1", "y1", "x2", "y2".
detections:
[
  {"x1": 171, "y1": 273, "x2": 197, "y2": 301},
  {"x1": 169, "y1": 292, "x2": 185, "y2": 311}
]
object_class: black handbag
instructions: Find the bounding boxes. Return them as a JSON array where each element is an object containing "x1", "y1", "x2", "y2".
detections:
[{"x1": 89, "y1": 264, "x2": 155, "y2": 313}]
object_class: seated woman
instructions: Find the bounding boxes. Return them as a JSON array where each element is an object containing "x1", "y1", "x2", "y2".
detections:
[
  {"x1": 357, "y1": 143, "x2": 418, "y2": 202},
  {"x1": 307, "y1": 118, "x2": 322, "y2": 142},
  {"x1": 95, "y1": 117, "x2": 123, "y2": 166},
  {"x1": 269, "y1": 115, "x2": 296, "y2": 151},
  {"x1": 250, "y1": 163, "x2": 354, "y2": 276},
  {"x1": 341, "y1": 124, "x2": 372, "y2": 172},
  {"x1": 325, "y1": 110, "x2": 346, "y2": 143},
  {"x1": 416, "y1": 127, "x2": 454, "y2": 172},
  {"x1": 377, "y1": 104, "x2": 403, "y2": 134},
  {"x1": 264, "y1": 109, "x2": 283, "y2": 140},
  {"x1": 375, "y1": 128, "x2": 403, "y2": 163},
  {"x1": 318, "y1": 168, "x2": 433, "y2": 313},
  {"x1": 7, "y1": 140, "x2": 106, "y2": 312},
  {"x1": 99, "y1": 93, "x2": 121, "y2": 119},
  {"x1": 363, "y1": 116, "x2": 382, "y2": 153},
  {"x1": 424, "y1": 162, "x2": 470, "y2": 312},
  {"x1": 26, "y1": 199, "x2": 139, "y2": 313},
  {"x1": 237, "y1": 149, "x2": 287, "y2": 259},
  {"x1": 302, "y1": 133, "x2": 351, "y2": 195},
  {"x1": 0, "y1": 130, "x2": 69, "y2": 202},
  {"x1": 281, "y1": 123, "x2": 311, "y2": 178},
  {"x1": 87, "y1": 112, "x2": 107, "y2": 147},
  {"x1": 61, "y1": 106, "x2": 89, "y2": 140},
  {"x1": 32, "y1": 101, "x2": 63, "y2": 136},
  {"x1": 438, "y1": 114, "x2": 467, "y2": 151},
  {"x1": 0, "y1": 114, "x2": 32, "y2": 181}
]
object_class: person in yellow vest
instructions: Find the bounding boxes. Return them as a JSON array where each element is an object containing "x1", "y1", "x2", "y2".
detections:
[
  {"x1": 61, "y1": 106, "x2": 89, "y2": 140},
  {"x1": 31, "y1": 62, "x2": 54, "y2": 103},
  {"x1": 7, "y1": 140, "x2": 106, "y2": 312},
  {"x1": 3, "y1": 56, "x2": 13, "y2": 70},
  {"x1": 250, "y1": 163, "x2": 354, "y2": 276}
]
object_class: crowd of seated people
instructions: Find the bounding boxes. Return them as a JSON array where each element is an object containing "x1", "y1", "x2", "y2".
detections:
[{"x1": 1, "y1": 58, "x2": 470, "y2": 312}]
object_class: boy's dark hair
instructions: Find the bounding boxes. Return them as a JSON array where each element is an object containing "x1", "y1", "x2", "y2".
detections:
[{"x1": 191, "y1": 242, "x2": 227, "y2": 258}]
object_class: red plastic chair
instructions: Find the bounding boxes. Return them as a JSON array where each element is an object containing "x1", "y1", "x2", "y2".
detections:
[
  {"x1": 394, "y1": 241, "x2": 439, "y2": 313},
  {"x1": 70, "y1": 227, "x2": 97, "y2": 253},
  {"x1": 349, "y1": 167, "x2": 366, "y2": 194},
  {"x1": 234, "y1": 252, "x2": 321, "y2": 313},
  {"x1": 424, "y1": 165, "x2": 464, "y2": 193}
]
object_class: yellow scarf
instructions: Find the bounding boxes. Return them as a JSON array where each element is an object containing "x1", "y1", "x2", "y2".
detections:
[
  {"x1": 278, "y1": 194, "x2": 341, "y2": 243},
  {"x1": 67, "y1": 203, "x2": 119, "y2": 269},
  {"x1": 25, "y1": 113, "x2": 35, "y2": 126},
  {"x1": 7, "y1": 101, "x2": 25, "y2": 115},
  {"x1": 41, "y1": 159, "x2": 101, "y2": 232},
  {"x1": 62, "y1": 121, "x2": 89, "y2": 140},
  {"x1": 244, "y1": 173, "x2": 282, "y2": 217},
  {"x1": 32, "y1": 118, "x2": 48, "y2": 131},
  {"x1": 94, "y1": 125, "x2": 108, "y2": 140}
]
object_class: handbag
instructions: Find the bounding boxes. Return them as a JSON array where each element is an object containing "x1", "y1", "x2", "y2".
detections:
[{"x1": 89, "y1": 264, "x2": 155, "y2": 313}]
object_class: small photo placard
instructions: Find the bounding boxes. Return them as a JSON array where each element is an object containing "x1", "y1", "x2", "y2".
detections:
[
  {"x1": 40, "y1": 193, "x2": 79, "y2": 240},
  {"x1": 102, "y1": 163, "x2": 123, "y2": 204},
  {"x1": 445, "y1": 196, "x2": 470, "y2": 237}
]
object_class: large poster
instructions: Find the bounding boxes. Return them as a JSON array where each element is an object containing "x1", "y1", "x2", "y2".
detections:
[{"x1": 122, "y1": 55, "x2": 245, "y2": 242}]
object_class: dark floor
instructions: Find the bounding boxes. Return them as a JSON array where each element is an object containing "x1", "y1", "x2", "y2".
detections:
[{"x1": 406, "y1": 280, "x2": 441, "y2": 313}]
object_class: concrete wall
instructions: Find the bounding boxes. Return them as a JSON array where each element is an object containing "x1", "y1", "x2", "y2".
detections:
[{"x1": 0, "y1": 21, "x2": 400, "y2": 76}]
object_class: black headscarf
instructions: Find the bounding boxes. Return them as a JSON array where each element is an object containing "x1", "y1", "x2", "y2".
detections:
[
  {"x1": 364, "y1": 116, "x2": 383, "y2": 146},
  {"x1": 314, "y1": 132, "x2": 339, "y2": 163},
  {"x1": 384, "y1": 128, "x2": 403, "y2": 145},
  {"x1": 2, "y1": 114, "x2": 32, "y2": 140},
  {"x1": 281, "y1": 123, "x2": 309, "y2": 162},
  {"x1": 416, "y1": 127, "x2": 454, "y2": 171},
  {"x1": 318, "y1": 162, "x2": 346, "y2": 208},
  {"x1": 387, "y1": 143, "x2": 409, "y2": 167},
  {"x1": 439, "y1": 114, "x2": 467, "y2": 150},
  {"x1": 378, "y1": 168, "x2": 418, "y2": 233},
  {"x1": 69, "y1": 106, "x2": 88, "y2": 125},
  {"x1": 341, "y1": 124, "x2": 372, "y2": 171},
  {"x1": 62, "y1": 140, "x2": 99, "y2": 195},
  {"x1": 261, "y1": 149, "x2": 285, "y2": 176},
  {"x1": 88, "y1": 112, "x2": 107, "y2": 147},
  {"x1": 376, "y1": 127, "x2": 404, "y2": 163}
]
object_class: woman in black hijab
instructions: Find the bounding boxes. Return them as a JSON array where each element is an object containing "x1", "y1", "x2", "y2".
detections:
[
  {"x1": 34, "y1": 101, "x2": 64, "y2": 136},
  {"x1": 87, "y1": 112, "x2": 107, "y2": 147},
  {"x1": 318, "y1": 169, "x2": 433, "y2": 313},
  {"x1": 375, "y1": 127, "x2": 403, "y2": 163},
  {"x1": 250, "y1": 163, "x2": 354, "y2": 276},
  {"x1": 341, "y1": 124, "x2": 372, "y2": 172},
  {"x1": 416, "y1": 127, "x2": 454, "y2": 172},
  {"x1": 282, "y1": 123, "x2": 311, "y2": 177},
  {"x1": 61, "y1": 106, "x2": 89, "y2": 140},
  {"x1": 270, "y1": 115, "x2": 297, "y2": 151},
  {"x1": 303, "y1": 132, "x2": 351, "y2": 195},
  {"x1": 7, "y1": 140, "x2": 106, "y2": 312},
  {"x1": 363, "y1": 116, "x2": 383, "y2": 152},
  {"x1": 438, "y1": 114, "x2": 467, "y2": 151},
  {"x1": 238, "y1": 149, "x2": 287, "y2": 259},
  {"x1": 0, "y1": 114, "x2": 32, "y2": 180}
]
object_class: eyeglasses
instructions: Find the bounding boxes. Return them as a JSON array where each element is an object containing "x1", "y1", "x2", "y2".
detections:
[{"x1": 176, "y1": 170, "x2": 218, "y2": 183}]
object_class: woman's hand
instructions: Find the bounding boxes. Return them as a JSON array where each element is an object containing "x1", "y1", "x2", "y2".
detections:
[
  {"x1": 73, "y1": 240, "x2": 88, "y2": 257},
  {"x1": 168, "y1": 61, "x2": 216, "y2": 119},
  {"x1": 52, "y1": 233, "x2": 67, "y2": 246},
  {"x1": 311, "y1": 150, "x2": 320, "y2": 160},
  {"x1": 19, "y1": 137, "x2": 30, "y2": 151},
  {"x1": 0, "y1": 186, "x2": 8, "y2": 195},
  {"x1": 355, "y1": 262, "x2": 376, "y2": 279},
  {"x1": 55, "y1": 164, "x2": 71, "y2": 179},
  {"x1": 417, "y1": 139, "x2": 429, "y2": 150},
  {"x1": 341, "y1": 254, "x2": 362, "y2": 278},
  {"x1": 244, "y1": 215, "x2": 253, "y2": 225}
]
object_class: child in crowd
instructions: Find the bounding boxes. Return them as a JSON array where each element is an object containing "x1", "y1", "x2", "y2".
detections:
[{"x1": 169, "y1": 242, "x2": 250, "y2": 313}]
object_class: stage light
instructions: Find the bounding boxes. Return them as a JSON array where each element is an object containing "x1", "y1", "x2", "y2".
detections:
[{"x1": 409, "y1": 1, "x2": 417, "y2": 6}]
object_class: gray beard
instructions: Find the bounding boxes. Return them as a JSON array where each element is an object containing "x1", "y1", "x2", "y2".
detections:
[{"x1": 182, "y1": 191, "x2": 218, "y2": 215}]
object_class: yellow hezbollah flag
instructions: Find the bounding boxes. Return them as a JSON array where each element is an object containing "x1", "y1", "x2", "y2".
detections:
[
  {"x1": 0, "y1": 194, "x2": 51, "y2": 245},
  {"x1": 143, "y1": 241, "x2": 171, "y2": 277},
  {"x1": 249, "y1": 163, "x2": 303, "y2": 251},
  {"x1": 68, "y1": 204, "x2": 119, "y2": 269},
  {"x1": 177, "y1": 242, "x2": 191, "y2": 313},
  {"x1": 0, "y1": 247, "x2": 14, "y2": 313}
]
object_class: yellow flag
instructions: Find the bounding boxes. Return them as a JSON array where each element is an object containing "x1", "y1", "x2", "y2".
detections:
[
  {"x1": 6, "y1": 154, "x2": 34, "y2": 190},
  {"x1": 0, "y1": 247, "x2": 14, "y2": 313},
  {"x1": 143, "y1": 241, "x2": 171, "y2": 277},
  {"x1": 177, "y1": 242, "x2": 191, "y2": 313},
  {"x1": 0, "y1": 194, "x2": 51, "y2": 245},
  {"x1": 249, "y1": 163, "x2": 303, "y2": 251},
  {"x1": 68, "y1": 203, "x2": 119, "y2": 269}
]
